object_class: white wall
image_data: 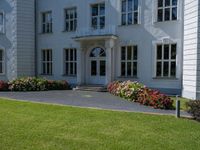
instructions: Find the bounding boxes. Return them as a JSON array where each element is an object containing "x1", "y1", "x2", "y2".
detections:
[
  {"x1": 182, "y1": 0, "x2": 199, "y2": 99},
  {"x1": 37, "y1": 0, "x2": 183, "y2": 94}
]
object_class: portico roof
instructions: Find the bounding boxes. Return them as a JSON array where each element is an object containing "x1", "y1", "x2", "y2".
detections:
[{"x1": 73, "y1": 34, "x2": 118, "y2": 41}]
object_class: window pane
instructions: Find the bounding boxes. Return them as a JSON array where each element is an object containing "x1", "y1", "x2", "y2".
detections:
[
  {"x1": 70, "y1": 49, "x2": 74, "y2": 61},
  {"x1": 100, "y1": 4, "x2": 105, "y2": 15},
  {"x1": 128, "y1": 0, "x2": 133, "y2": 11},
  {"x1": 165, "y1": 8, "x2": 170, "y2": 21},
  {"x1": 165, "y1": 0, "x2": 170, "y2": 7},
  {"x1": 133, "y1": 46, "x2": 137, "y2": 60},
  {"x1": 133, "y1": 62, "x2": 137, "y2": 76},
  {"x1": 163, "y1": 62, "x2": 169, "y2": 77},
  {"x1": 172, "y1": 7, "x2": 177, "y2": 20},
  {"x1": 164, "y1": 45, "x2": 169, "y2": 59},
  {"x1": 0, "y1": 14, "x2": 3, "y2": 25},
  {"x1": 122, "y1": 0, "x2": 126, "y2": 12},
  {"x1": 128, "y1": 13, "x2": 133, "y2": 25},
  {"x1": 156, "y1": 62, "x2": 162, "y2": 77},
  {"x1": 91, "y1": 61, "x2": 97, "y2": 76},
  {"x1": 127, "y1": 46, "x2": 132, "y2": 60},
  {"x1": 70, "y1": 62, "x2": 73, "y2": 75},
  {"x1": 66, "y1": 21, "x2": 69, "y2": 31},
  {"x1": 122, "y1": 14, "x2": 126, "y2": 25},
  {"x1": 70, "y1": 20, "x2": 73, "y2": 31},
  {"x1": 157, "y1": 45, "x2": 162, "y2": 59},
  {"x1": 172, "y1": 0, "x2": 178, "y2": 6},
  {"x1": 127, "y1": 62, "x2": 132, "y2": 76},
  {"x1": 0, "y1": 51, "x2": 2, "y2": 61},
  {"x1": 158, "y1": 0, "x2": 163, "y2": 7},
  {"x1": 100, "y1": 17, "x2": 105, "y2": 29},
  {"x1": 100, "y1": 61, "x2": 106, "y2": 76},
  {"x1": 74, "y1": 62, "x2": 77, "y2": 75},
  {"x1": 121, "y1": 47, "x2": 126, "y2": 60},
  {"x1": 158, "y1": 9, "x2": 163, "y2": 22},
  {"x1": 134, "y1": 12, "x2": 138, "y2": 24},
  {"x1": 121, "y1": 62, "x2": 126, "y2": 76},
  {"x1": 92, "y1": 17, "x2": 97, "y2": 28},
  {"x1": 171, "y1": 44, "x2": 176, "y2": 59},
  {"x1": 42, "y1": 63, "x2": 46, "y2": 74},
  {"x1": 134, "y1": 0, "x2": 138, "y2": 11},
  {"x1": 65, "y1": 50, "x2": 69, "y2": 61},
  {"x1": 92, "y1": 5, "x2": 98, "y2": 16},
  {"x1": 171, "y1": 62, "x2": 176, "y2": 77},
  {"x1": 0, "y1": 62, "x2": 2, "y2": 73},
  {"x1": 74, "y1": 49, "x2": 77, "y2": 61},
  {"x1": 65, "y1": 62, "x2": 69, "y2": 75}
]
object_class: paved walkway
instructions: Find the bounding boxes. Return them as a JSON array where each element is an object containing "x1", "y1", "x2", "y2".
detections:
[{"x1": 0, "y1": 90, "x2": 191, "y2": 117}]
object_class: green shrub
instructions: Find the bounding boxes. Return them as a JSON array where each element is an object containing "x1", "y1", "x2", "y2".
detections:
[
  {"x1": 187, "y1": 100, "x2": 200, "y2": 122},
  {"x1": 8, "y1": 77, "x2": 69, "y2": 91},
  {"x1": 0, "y1": 80, "x2": 9, "y2": 91}
]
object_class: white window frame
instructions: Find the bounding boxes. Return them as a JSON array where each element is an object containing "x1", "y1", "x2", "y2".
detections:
[
  {"x1": 41, "y1": 49, "x2": 53, "y2": 75},
  {"x1": 121, "y1": 0, "x2": 140, "y2": 25},
  {"x1": 64, "y1": 8, "x2": 77, "y2": 32},
  {"x1": 64, "y1": 48, "x2": 77, "y2": 76},
  {"x1": 120, "y1": 45, "x2": 138, "y2": 77},
  {"x1": 157, "y1": 0, "x2": 178, "y2": 22},
  {"x1": 0, "y1": 49, "x2": 5, "y2": 75},
  {"x1": 41, "y1": 11, "x2": 53, "y2": 33},
  {"x1": 155, "y1": 43, "x2": 177, "y2": 78},
  {"x1": 91, "y1": 3, "x2": 105, "y2": 29},
  {"x1": 0, "y1": 12, "x2": 5, "y2": 34}
]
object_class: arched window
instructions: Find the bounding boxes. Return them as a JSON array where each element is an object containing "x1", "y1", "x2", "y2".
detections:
[{"x1": 90, "y1": 47, "x2": 106, "y2": 57}]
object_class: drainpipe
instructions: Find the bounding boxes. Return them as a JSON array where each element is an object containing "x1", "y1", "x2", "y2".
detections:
[{"x1": 34, "y1": 0, "x2": 38, "y2": 77}]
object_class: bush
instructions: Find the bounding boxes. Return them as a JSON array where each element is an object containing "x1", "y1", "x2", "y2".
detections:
[
  {"x1": 108, "y1": 80, "x2": 144, "y2": 101},
  {"x1": 187, "y1": 100, "x2": 200, "y2": 121},
  {"x1": 137, "y1": 88, "x2": 174, "y2": 109},
  {"x1": 0, "y1": 80, "x2": 9, "y2": 91},
  {"x1": 47, "y1": 80, "x2": 69, "y2": 90},
  {"x1": 8, "y1": 77, "x2": 69, "y2": 91}
]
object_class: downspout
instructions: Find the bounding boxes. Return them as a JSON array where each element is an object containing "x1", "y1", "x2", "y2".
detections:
[{"x1": 34, "y1": 0, "x2": 38, "y2": 77}]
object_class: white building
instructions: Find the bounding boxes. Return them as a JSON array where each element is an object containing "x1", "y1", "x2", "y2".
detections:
[{"x1": 0, "y1": 0, "x2": 199, "y2": 100}]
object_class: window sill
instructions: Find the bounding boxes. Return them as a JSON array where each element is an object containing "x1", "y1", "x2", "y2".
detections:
[
  {"x1": 62, "y1": 74, "x2": 77, "y2": 77},
  {"x1": 39, "y1": 32, "x2": 53, "y2": 35},
  {"x1": 118, "y1": 24, "x2": 140, "y2": 28},
  {"x1": 153, "y1": 77, "x2": 178, "y2": 80},
  {"x1": 62, "y1": 30, "x2": 76, "y2": 33},
  {"x1": 40, "y1": 74, "x2": 53, "y2": 76},
  {"x1": 118, "y1": 76, "x2": 138, "y2": 79},
  {"x1": 154, "y1": 20, "x2": 179, "y2": 24}
]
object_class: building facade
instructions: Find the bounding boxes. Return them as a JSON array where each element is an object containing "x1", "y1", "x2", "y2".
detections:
[{"x1": 0, "y1": 0, "x2": 200, "y2": 100}]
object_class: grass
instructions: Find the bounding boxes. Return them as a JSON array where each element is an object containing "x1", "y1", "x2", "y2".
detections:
[
  {"x1": 0, "y1": 98, "x2": 199, "y2": 150},
  {"x1": 171, "y1": 97, "x2": 190, "y2": 111}
]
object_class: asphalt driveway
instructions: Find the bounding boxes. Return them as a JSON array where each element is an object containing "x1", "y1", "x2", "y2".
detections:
[{"x1": 0, "y1": 90, "x2": 190, "y2": 117}]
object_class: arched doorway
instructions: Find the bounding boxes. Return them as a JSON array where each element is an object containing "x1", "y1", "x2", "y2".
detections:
[{"x1": 87, "y1": 47, "x2": 106, "y2": 85}]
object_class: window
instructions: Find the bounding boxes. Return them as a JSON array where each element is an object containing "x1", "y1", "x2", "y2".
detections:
[
  {"x1": 121, "y1": 0, "x2": 139, "y2": 25},
  {"x1": 0, "y1": 50, "x2": 4, "y2": 74},
  {"x1": 0, "y1": 12, "x2": 4, "y2": 33},
  {"x1": 65, "y1": 49, "x2": 77, "y2": 76},
  {"x1": 121, "y1": 46, "x2": 138, "y2": 77},
  {"x1": 157, "y1": 0, "x2": 178, "y2": 22},
  {"x1": 42, "y1": 12, "x2": 52, "y2": 33},
  {"x1": 65, "y1": 8, "x2": 77, "y2": 32},
  {"x1": 156, "y1": 44, "x2": 176, "y2": 78},
  {"x1": 91, "y1": 3, "x2": 105, "y2": 29},
  {"x1": 42, "y1": 49, "x2": 53, "y2": 75}
]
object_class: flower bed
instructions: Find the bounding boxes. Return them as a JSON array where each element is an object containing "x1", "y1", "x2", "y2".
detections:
[
  {"x1": 108, "y1": 81, "x2": 174, "y2": 110},
  {"x1": 187, "y1": 100, "x2": 200, "y2": 122},
  {"x1": 0, "y1": 77, "x2": 70, "y2": 92}
]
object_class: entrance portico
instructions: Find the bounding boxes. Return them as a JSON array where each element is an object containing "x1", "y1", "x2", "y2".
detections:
[{"x1": 75, "y1": 35, "x2": 117, "y2": 86}]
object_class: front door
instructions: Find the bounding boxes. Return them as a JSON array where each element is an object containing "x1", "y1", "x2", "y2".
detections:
[{"x1": 88, "y1": 47, "x2": 106, "y2": 85}]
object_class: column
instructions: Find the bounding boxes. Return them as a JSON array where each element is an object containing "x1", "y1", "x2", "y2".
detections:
[
  {"x1": 105, "y1": 39, "x2": 114, "y2": 85},
  {"x1": 77, "y1": 47, "x2": 84, "y2": 85}
]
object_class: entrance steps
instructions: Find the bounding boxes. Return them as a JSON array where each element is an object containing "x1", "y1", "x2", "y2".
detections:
[{"x1": 74, "y1": 85, "x2": 107, "y2": 92}]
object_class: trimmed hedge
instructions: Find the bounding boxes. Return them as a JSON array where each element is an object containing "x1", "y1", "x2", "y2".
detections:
[
  {"x1": 108, "y1": 81, "x2": 174, "y2": 110},
  {"x1": 187, "y1": 100, "x2": 200, "y2": 122},
  {"x1": 0, "y1": 77, "x2": 69, "y2": 92}
]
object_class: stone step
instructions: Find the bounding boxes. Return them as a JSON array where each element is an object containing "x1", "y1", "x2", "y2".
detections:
[{"x1": 74, "y1": 85, "x2": 107, "y2": 92}]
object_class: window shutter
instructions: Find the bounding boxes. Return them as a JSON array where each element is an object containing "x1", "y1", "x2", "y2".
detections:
[{"x1": 152, "y1": 0, "x2": 158, "y2": 23}]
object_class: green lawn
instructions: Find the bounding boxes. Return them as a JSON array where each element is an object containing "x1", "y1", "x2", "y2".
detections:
[
  {"x1": 0, "y1": 98, "x2": 199, "y2": 150},
  {"x1": 171, "y1": 97, "x2": 190, "y2": 111}
]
